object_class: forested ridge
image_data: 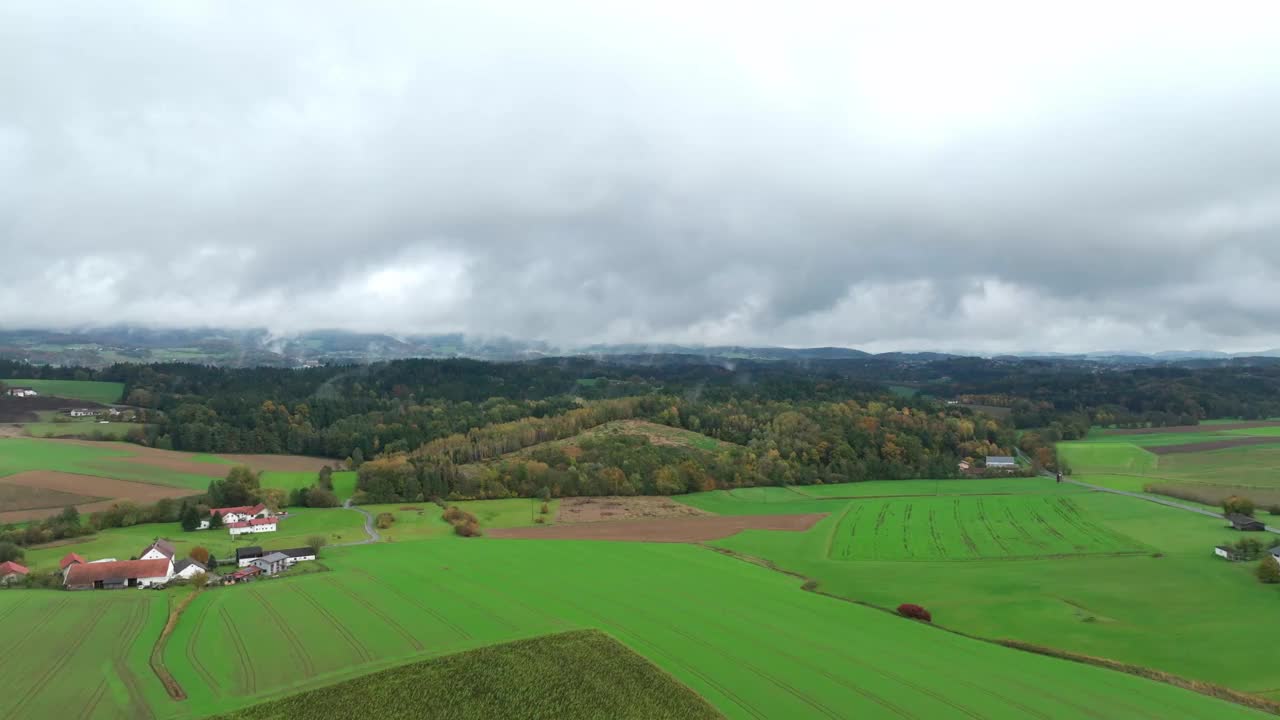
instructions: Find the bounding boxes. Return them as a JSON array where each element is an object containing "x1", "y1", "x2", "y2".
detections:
[{"x1": 7, "y1": 354, "x2": 1277, "y2": 500}]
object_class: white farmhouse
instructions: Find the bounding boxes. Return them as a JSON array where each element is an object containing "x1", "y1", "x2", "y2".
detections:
[
  {"x1": 228, "y1": 517, "x2": 278, "y2": 535},
  {"x1": 173, "y1": 558, "x2": 208, "y2": 580},
  {"x1": 139, "y1": 539, "x2": 176, "y2": 562},
  {"x1": 201, "y1": 503, "x2": 273, "y2": 529}
]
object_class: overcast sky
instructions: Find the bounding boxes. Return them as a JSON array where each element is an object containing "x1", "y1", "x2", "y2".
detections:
[{"x1": 3, "y1": 2, "x2": 1280, "y2": 353}]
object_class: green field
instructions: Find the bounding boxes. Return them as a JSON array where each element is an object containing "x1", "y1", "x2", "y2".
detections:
[
  {"x1": 212, "y1": 630, "x2": 723, "y2": 720},
  {"x1": 2, "y1": 378, "x2": 125, "y2": 404},
  {"x1": 159, "y1": 538, "x2": 1259, "y2": 719},
  {"x1": 1061, "y1": 427, "x2": 1280, "y2": 495},
  {"x1": 0, "y1": 590, "x2": 168, "y2": 719},
  {"x1": 0, "y1": 437, "x2": 212, "y2": 490},
  {"x1": 827, "y1": 495, "x2": 1149, "y2": 561},
  {"x1": 260, "y1": 471, "x2": 358, "y2": 502}
]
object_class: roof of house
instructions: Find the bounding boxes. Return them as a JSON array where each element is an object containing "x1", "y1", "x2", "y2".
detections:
[
  {"x1": 1229, "y1": 513, "x2": 1263, "y2": 525},
  {"x1": 228, "y1": 517, "x2": 277, "y2": 528},
  {"x1": 174, "y1": 558, "x2": 207, "y2": 574},
  {"x1": 229, "y1": 566, "x2": 261, "y2": 579},
  {"x1": 211, "y1": 504, "x2": 267, "y2": 517},
  {"x1": 986, "y1": 456, "x2": 1016, "y2": 464},
  {"x1": 59, "y1": 552, "x2": 85, "y2": 569},
  {"x1": 235, "y1": 546, "x2": 263, "y2": 560},
  {"x1": 278, "y1": 547, "x2": 314, "y2": 558},
  {"x1": 142, "y1": 539, "x2": 176, "y2": 558},
  {"x1": 64, "y1": 558, "x2": 171, "y2": 586},
  {"x1": 260, "y1": 552, "x2": 290, "y2": 563},
  {"x1": 0, "y1": 560, "x2": 29, "y2": 575}
]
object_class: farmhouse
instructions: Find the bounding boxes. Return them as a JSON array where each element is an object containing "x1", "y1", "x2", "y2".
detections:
[
  {"x1": 4, "y1": 387, "x2": 37, "y2": 397},
  {"x1": 68, "y1": 408, "x2": 99, "y2": 417},
  {"x1": 985, "y1": 456, "x2": 1017, "y2": 470},
  {"x1": 1228, "y1": 513, "x2": 1266, "y2": 532},
  {"x1": 173, "y1": 558, "x2": 208, "y2": 580},
  {"x1": 200, "y1": 503, "x2": 274, "y2": 529},
  {"x1": 64, "y1": 558, "x2": 172, "y2": 590},
  {"x1": 228, "y1": 516, "x2": 278, "y2": 536},
  {"x1": 140, "y1": 539, "x2": 176, "y2": 561},
  {"x1": 59, "y1": 552, "x2": 85, "y2": 575},
  {"x1": 249, "y1": 551, "x2": 290, "y2": 576},
  {"x1": 236, "y1": 546, "x2": 263, "y2": 567},
  {"x1": 0, "y1": 560, "x2": 29, "y2": 585}
]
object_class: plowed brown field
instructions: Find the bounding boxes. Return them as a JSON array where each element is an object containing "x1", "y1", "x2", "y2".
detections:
[{"x1": 0, "y1": 471, "x2": 193, "y2": 523}]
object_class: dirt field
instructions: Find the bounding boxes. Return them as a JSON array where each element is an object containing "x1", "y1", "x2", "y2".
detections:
[
  {"x1": 556, "y1": 495, "x2": 712, "y2": 523},
  {"x1": 1100, "y1": 422, "x2": 1280, "y2": 436},
  {"x1": 0, "y1": 483, "x2": 102, "y2": 513},
  {"x1": 0, "y1": 470, "x2": 195, "y2": 523},
  {"x1": 1148, "y1": 436, "x2": 1280, "y2": 454},
  {"x1": 489, "y1": 513, "x2": 826, "y2": 542}
]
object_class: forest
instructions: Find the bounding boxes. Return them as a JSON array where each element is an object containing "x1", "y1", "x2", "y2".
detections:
[{"x1": 6, "y1": 354, "x2": 1274, "y2": 501}]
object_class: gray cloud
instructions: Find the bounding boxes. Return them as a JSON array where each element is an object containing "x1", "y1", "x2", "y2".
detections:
[{"x1": 4, "y1": 1, "x2": 1280, "y2": 353}]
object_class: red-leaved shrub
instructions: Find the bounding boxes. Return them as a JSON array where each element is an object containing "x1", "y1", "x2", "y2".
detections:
[{"x1": 897, "y1": 603, "x2": 932, "y2": 622}]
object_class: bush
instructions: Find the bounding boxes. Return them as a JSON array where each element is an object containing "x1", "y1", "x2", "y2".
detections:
[
  {"x1": 306, "y1": 535, "x2": 327, "y2": 554},
  {"x1": 375, "y1": 512, "x2": 396, "y2": 529},
  {"x1": 540, "y1": 501, "x2": 550, "y2": 515},
  {"x1": 896, "y1": 603, "x2": 932, "y2": 622},
  {"x1": 1258, "y1": 557, "x2": 1280, "y2": 584},
  {"x1": 1224, "y1": 495, "x2": 1256, "y2": 517},
  {"x1": 442, "y1": 506, "x2": 482, "y2": 537},
  {"x1": 454, "y1": 519, "x2": 482, "y2": 537},
  {"x1": 801, "y1": 579, "x2": 819, "y2": 591},
  {"x1": 534, "y1": 516, "x2": 546, "y2": 524},
  {"x1": 0, "y1": 541, "x2": 24, "y2": 564},
  {"x1": 1268, "y1": 505, "x2": 1280, "y2": 516},
  {"x1": 189, "y1": 546, "x2": 210, "y2": 564},
  {"x1": 307, "y1": 488, "x2": 340, "y2": 508}
]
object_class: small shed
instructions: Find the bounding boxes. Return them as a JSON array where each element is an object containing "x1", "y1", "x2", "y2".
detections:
[
  {"x1": 0, "y1": 560, "x2": 29, "y2": 585},
  {"x1": 1228, "y1": 513, "x2": 1266, "y2": 532},
  {"x1": 1214, "y1": 545, "x2": 1237, "y2": 561}
]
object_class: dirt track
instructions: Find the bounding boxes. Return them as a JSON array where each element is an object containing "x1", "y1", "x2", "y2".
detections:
[
  {"x1": 0, "y1": 470, "x2": 194, "y2": 523},
  {"x1": 488, "y1": 513, "x2": 827, "y2": 543},
  {"x1": 1148, "y1": 436, "x2": 1280, "y2": 454},
  {"x1": 1100, "y1": 422, "x2": 1280, "y2": 436}
]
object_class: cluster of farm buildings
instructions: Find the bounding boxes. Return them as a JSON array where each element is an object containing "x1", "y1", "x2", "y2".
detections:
[
  {"x1": 40, "y1": 538, "x2": 314, "y2": 590},
  {"x1": 202, "y1": 503, "x2": 283, "y2": 536}
]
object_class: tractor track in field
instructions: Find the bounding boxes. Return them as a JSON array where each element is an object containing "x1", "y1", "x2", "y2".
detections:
[
  {"x1": 295, "y1": 585, "x2": 374, "y2": 664},
  {"x1": 928, "y1": 509, "x2": 948, "y2": 558},
  {"x1": 9, "y1": 601, "x2": 110, "y2": 719},
  {"x1": 185, "y1": 599, "x2": 222, "y2": 696},
  {"x1": 0, "y1": 598, "x2": 68, "y2": 677},
  {"x1": 348, "y1": 568, "x2": 472, "y2": 641},
  {"x1": 115, "y1": 600, "x2": 156, "y2": 720},
  {"x1": 976, "y1": 499, "x2": 1012, "y2": 555},
  {"x1": 953, "y1": 500, "x2": 980, "y2": 555},
  {"x1": 219, "y1": 606, "x2": 257, "y2": 696},
  {"x1": 1003, "y1": 504, "x2": 1045, "y2": 549},
  {"x1": 78, "y1": 682, "x2": 108, "y2": 720},
  {"x1": 331, "y1": 579, "x2": 425, "y2": 652},
  {"x1": 901, "y1": 503, "x2": 914, "y2": 558},
  {"x1": 0, "y1": 595, "x2": 28, "y2": 625},
  {"x1": 251, "y1": 589, "x2": 315, "y2": 678}
]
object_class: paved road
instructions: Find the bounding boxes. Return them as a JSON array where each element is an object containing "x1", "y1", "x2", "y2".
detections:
[
  {"x1": 334, "y1": 499, "x2": 381, "y2": 546},
  {"x1": 1059, "y1": 475, "x2": 1280, "y2": 535}
]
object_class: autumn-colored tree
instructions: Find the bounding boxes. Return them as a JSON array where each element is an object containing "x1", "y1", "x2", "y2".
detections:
[
  {"x1": 1224, "y1": 496, "x2": 1256, "y2": 517},
  {"x1": 1258, "y1": 557, "x2": 1280, "y2": 584},
  {"x1": 189, "y1": 546, "x2": 210, "y2": 564}
]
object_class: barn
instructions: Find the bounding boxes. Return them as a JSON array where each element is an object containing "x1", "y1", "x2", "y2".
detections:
[
  {"x1": 140, "y1": 539, "x2": 176, "y2": 561},
  {"x1": 64, "y1": 558, "x2": 173, "y2": 590},
  {"x1": 0, "y1": 560, "x2": 28, "y2": 585},
  {"x1": 228, "y1": 516, "x2": 278, "y2": 536},
  {"x1": 1228, "y1": 513, "x2": 1266, "y2": 532}
]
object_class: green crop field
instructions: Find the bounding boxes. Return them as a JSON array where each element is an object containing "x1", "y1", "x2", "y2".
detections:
[
  {"x1": 2, "y1": 378, "x2": 125, "y2": 404},
  {"x1": 0, "y1": 437, "x2": 213, "y2": 490},
  {"x1": 212, "y1": 630, "x2": 723, "y2": 720},
  {"x1": 827, "y1": 495, "x2": 1149, "y2": 561},
  {"x1": 259, "y1": 471, "x2": 358, "y2": 501},
  {"x1": 156, "y1": 538, "x2": 1260, "y2": 719},
  {"x1": 0, "y1": 590, "x2": 168, "y2": 719}
]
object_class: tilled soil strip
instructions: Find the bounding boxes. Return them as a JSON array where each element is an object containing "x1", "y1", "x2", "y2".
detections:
[{"x1": 1147, "y1": 436, "x2": 1280, "y2": 455}]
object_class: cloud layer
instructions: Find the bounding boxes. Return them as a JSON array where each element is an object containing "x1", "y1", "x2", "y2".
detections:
[{"x1": 4, "y1": 1, "x2": 1280, "y2": 353}]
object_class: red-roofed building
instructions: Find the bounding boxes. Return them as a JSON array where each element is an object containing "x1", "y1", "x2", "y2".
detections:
[
  {"x1": 200, "y1": 504, "x2": 272, "y2": 529},
  {"x1": 64, "y1": 557, "x2": 172, "y2": 590},
  {"x1": 223, "y1": 566, "x2": 261, "y2": 585},
  {"x1": 0, "y1": 561, "x2": 28, "y2": 585},
  {"x1": 60, "y1": 552, "x2": 85, "y2": 570},
  {"x1": 227, "y1": 516, "x2": 278, "y2": 536}
]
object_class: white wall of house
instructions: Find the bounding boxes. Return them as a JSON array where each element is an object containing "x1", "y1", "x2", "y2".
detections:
[
  {"x1": 140, "y1": 548, "x2": 170, "y2": 561},
  {"x1": 285, "y1": 553, "x2": 316, "y2": 565},
  {"x1": 1215, "y1": 547, "x2": 1233, "y2": 560},
  {"x1": 138, "y1": 559, "x2": 174, "y2": 587},
  {"x1": 175, "y1": 565, "x2": 206, "y2": 580},
  {"x1": 228, "y1": 522, "x2": 277, "y2": 536}
]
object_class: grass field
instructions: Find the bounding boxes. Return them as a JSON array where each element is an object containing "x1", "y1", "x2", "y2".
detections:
[
  {"x1": 827, "y1": 495, "x2": 1150, "y2": 561},
  {"x1": 259, "y1": 471, "x2": 357, "y2": 502},
  {"x1": 2, "y1": 378, "x2": 125, "y2": 404},
  {"x1": 711, "y1": 482, "x2": 1280, "y2": 701},
  {"x1": 0, "y1": 590, "x2": 168, "y2": 719},
  {"x1": 0, "y1": 438, "x2": 213, "y2": 490},
  {"x1": 211, "y1": 630, "x2": 723, "y2": 720},
  {"x1": 160, "y1": 538, "x2": 1260, "y2": 719}
]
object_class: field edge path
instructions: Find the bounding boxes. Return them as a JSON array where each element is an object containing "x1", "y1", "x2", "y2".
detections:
[{"x1": 336, "y1": 499, "x2": 380, "y2": 545}]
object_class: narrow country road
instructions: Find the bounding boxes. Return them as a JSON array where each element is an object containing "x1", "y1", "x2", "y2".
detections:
[
  {"x1": 334, "y1": 499, "x2": 381, "y2": 546},
  {"x1": 1059, "y1": 475, "x2": 1280, "y2": 536}
]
